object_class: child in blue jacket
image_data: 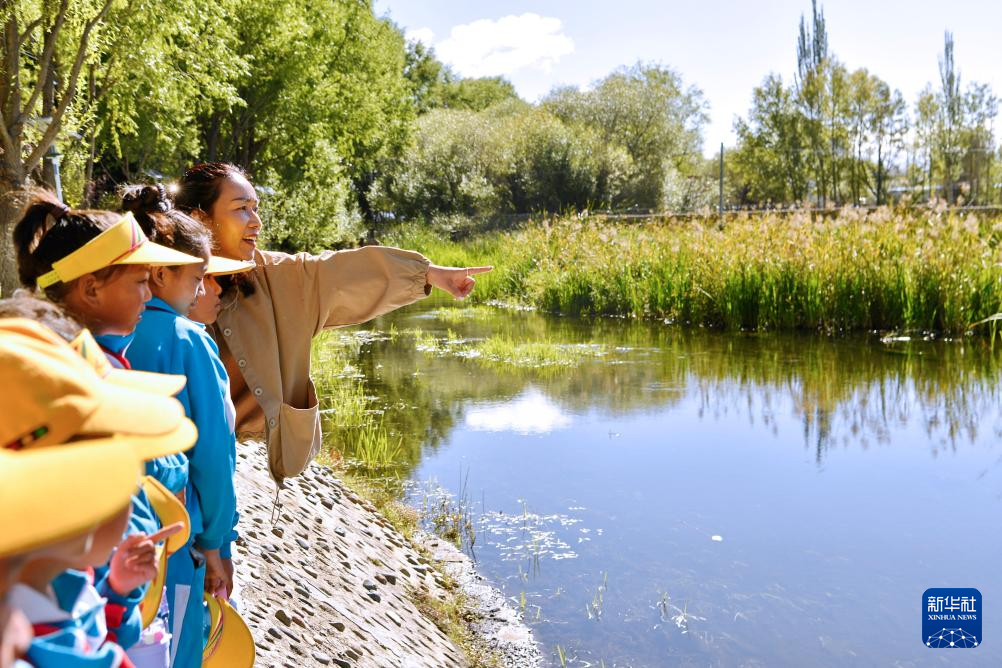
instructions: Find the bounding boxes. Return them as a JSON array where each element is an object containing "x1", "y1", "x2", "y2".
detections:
[{"x1": 119, "y1": 185, "x2": 242, "y2": 667}]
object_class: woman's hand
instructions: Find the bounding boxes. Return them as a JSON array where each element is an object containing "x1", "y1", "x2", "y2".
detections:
[
  {"x1": 426, "y1": 264, "x2": 493, "y2": 300},
  {"x1": 203, "y1": 549, "x2": 227, "y2": 598}
]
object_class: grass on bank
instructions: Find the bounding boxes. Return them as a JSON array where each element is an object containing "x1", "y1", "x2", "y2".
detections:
[
  {"x1": 388, "y1": 208, "x2": 1002, "y2": 335},
  {"x1": 311, "y1": 333, "x2": 505, "y2": 667}
]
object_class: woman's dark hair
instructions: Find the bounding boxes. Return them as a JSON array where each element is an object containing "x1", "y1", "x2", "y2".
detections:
[
  {"x1": 121, "y1": 184, "x2": 211, "y2": 261},
  {"x1": 173, "y1": 162, "x2": 247, "y2": 214},
  {"x1": 0, "y1": 290, "x2": 83, "y2": 342},
  {"x1": 12, "y1": 190, "x2": 124, "y2": 299}
]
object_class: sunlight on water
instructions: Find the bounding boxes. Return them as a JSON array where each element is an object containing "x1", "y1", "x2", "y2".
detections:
[{"x1": 464, "y1": 387, "x2": 573, "y2": 435}]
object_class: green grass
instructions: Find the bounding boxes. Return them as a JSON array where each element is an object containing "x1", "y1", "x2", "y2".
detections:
[
  {"x1": 475, "y1": 335, "x2": 604, "y2": 368},
  {"x1": 387, "y1": 208, "x2": 1002, "y2": 334},
  {"x1": 407, "y1": 328, "x2": 605, "y2": 370},
  {"x1": 312, "y1": 332, "x2": 407, "y2": 471}
]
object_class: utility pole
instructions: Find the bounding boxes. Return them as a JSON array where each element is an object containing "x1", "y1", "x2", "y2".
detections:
[
  {"x1": 43, "y1": 144, "x2": 63, "y2": 202},
  {"x1": 718, "y1": 142, "x2": 724, "y2": 221}
]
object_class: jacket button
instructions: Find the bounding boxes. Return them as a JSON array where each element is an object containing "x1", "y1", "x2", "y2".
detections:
[
  {"x1": 268, "y1": 418, "x2": 277, "y2": 428},
  {"x1": 223, "y1": 328, "x2": 232, "y2": 337},
  {"x1": 237, "y1": 359, "x2": 247, "y2": 368},
  {"x1": 253, "y1": 387, "x2": 263, "y2": 396}
]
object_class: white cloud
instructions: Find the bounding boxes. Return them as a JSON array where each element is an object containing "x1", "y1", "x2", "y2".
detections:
[
  {"x1": 405, "y1": 27, "x2": 435, "y2": 46},
  {"x1": 435, "y1": 13, "x2": 574, "y2": 78}
]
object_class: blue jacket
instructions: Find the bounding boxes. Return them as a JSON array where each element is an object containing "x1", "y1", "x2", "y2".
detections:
[
  {"x1": 96, "y1": 332, "x2": 190, "y2": 497},
  {"x1": 122, "y1": 297, "x2": 239, "y2": 556},
  {"x1": 14, "y1": 570, "x2": 132, "y2": 668}
]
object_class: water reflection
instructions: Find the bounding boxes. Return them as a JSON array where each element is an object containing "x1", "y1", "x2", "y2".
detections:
[
  {"x1": 330, "y1": 303, "x2": 1002, "y2": 472},
  {"x1": 314, "y1": 300, "x2": 1002, "y2": 666},
  {"x1": 464, "y1": 387, "x2": 573, "y2": 434}
]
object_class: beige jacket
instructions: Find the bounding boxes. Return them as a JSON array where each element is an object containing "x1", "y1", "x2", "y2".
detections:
[{"x1": 213, "y1": 246, "x2": 430, "y2": 483}]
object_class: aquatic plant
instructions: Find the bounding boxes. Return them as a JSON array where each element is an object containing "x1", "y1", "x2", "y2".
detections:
[{"x1": 389, "y1": 208, "x2": 1002, "y2": 334}]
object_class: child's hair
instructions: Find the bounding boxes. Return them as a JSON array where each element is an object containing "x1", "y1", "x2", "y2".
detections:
[
  {"x1": 0, "y1": 291, "x2": 83, "y2": 342},
  {"x1": 12, "y1": 191, "x2": 124, "y2": 300},
  {"x1": 121, "y1": 184, "x2": 211, "y2": 261},
  {"x1": 173, "y1": 162, "x2": 247, "y2": 215}
]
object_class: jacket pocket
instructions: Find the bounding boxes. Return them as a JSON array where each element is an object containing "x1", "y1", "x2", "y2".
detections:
[{"x1": 274, "y1": 380, "x2": 322, "y2": 480}]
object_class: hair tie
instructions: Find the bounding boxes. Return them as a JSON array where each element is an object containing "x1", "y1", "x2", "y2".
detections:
[
  {"x1": 32, "y1": 201, "x2": 70, "y2": 251},
  {"x1": 50, "y1": 202, "x2": 70, "y2": 221}
]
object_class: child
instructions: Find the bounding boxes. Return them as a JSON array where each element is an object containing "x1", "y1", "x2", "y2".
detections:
[
  {"x1": 121, "y1": 185, "x2": 249, "y2": 667},
  {"x1": 0, "y1": 443, "x2": 145, "y2": 668},
  {"x1": 0, "y1": 295, "x2": 194, "y2": 663},
  {"x1": 0, "y1": 319, "x2": 196, "y2": 667},
  {"x1": 12, "y1": 192, "x2": 202, "y2": 366},
  {"x1": 187, "y1": 253, "x2": 255, "y2": 606}
]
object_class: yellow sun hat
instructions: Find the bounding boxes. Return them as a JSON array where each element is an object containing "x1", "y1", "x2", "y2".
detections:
[
  {"x1": 206, "y1": 255, "x2": 255, "y2": 276},
  {"x1": 0, "y1": 441, "x2": 141, "y2": 558},
  {"x1": 0, "y1": 319, "x2": 196, "y2": 460},
  {"x1": 139, "y1": 475, "x2": 191, "y2": 628},
  {"x1": 203, "y1": 594, "x2": 256, "y2": 668},
  {"x1": 69, "y1": 328, "x2": 186, "y2": 397},
  {"x1": 36, "y1": 212, "x2": 202, "y2": 289}
]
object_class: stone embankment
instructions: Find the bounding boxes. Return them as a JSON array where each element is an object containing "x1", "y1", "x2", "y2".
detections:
[{"x1": 231, "y1": 442, "x2": 542, "y2": 668}]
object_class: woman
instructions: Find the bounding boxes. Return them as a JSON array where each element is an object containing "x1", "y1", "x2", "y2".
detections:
[{"x1": 173, "y1": 162, "x2": 491, "y2": 484}]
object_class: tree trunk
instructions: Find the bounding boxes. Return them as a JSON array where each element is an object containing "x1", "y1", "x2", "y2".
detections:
[{"x1": 0, "y1": 172, "x2": 27, "y2": 297}]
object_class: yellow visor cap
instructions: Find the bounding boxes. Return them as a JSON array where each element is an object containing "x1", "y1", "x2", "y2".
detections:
[
  {"x1": 0, "y1": 319, "x2": 196, "y2": 460},
  {"x1": 206, "y1": 255, "x2": 255, "y2": 276},
  {"x1": 37, "y1": 212, "x2": 202, "y2": 289},
  {"x1": 0, "y1": 441, "x2": 141, "y2": 558},
  {"x1": 69, "y1": 328, "x2": 186, "y2": 397},
  {"x1": 139, "y1": 475, "x2": 191, "y2": 628},
  {"x1": 204, "y1": 595, "x2": 256, "y2": 668}
]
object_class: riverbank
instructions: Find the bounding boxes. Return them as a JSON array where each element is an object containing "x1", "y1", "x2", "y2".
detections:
[
  {"x1": 388, "y1": 208, "x2": 1002, "y2": 334},
  {"x1": 231, "y1": 441, "x2": 542, "y2": 667}
]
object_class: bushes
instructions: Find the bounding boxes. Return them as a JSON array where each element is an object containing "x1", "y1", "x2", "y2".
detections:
[{"x1": 375, "y1": 102, "x2": 630, "y2": 221}]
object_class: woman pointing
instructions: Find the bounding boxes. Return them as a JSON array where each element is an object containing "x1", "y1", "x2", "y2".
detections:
[{"x1": 174, "y1": 162, "x2": 491, "y2": 484}]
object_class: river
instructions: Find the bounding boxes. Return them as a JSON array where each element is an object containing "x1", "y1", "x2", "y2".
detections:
[{"x1": 316, "y1": 299, "x2": 1002, "y2": 667}]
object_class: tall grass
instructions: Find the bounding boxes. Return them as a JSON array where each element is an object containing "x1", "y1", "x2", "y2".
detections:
[
  {"x1": 312, "y1": 332, "x2": 406, "y2": 471},
  {"x1": 389, "y1": 208, "x2": 1002, "y2": 334}
]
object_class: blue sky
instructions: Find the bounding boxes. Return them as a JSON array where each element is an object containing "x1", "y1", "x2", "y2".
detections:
[{"x1": 374, "y1": 0, "x2": 1002, "y2": 155}]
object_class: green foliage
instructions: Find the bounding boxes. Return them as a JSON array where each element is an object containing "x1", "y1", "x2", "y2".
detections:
[
  {"x1": 543, "y1": 62, "x2": 708, "y2": 209},
  {"x1": 87, "y1": 0, "x2": 245, "y2": 185},
  {"x1": 730, "y1": 4, "x2": 996, "y2": 208},
  {"x1": 402, "y1": 39, "x2": 518, "y2": 114},
  {"x1": 438, "y1": 77, "x2": 519, "y2": 111},
  {"x1": 391, "y1": 210, "x2": 1002, "y2": 334},
  {"x1": 256, "y1": 141, "x2": 363, "y2": 253},
  {"x1": 374, "y1": 102, "x2": 631, "y2": 221}
]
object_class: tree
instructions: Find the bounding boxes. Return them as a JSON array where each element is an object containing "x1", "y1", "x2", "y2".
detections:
[
  {"x1": 543, "y1": 62, "x2": 707, "y2": 209},
  {"x1": 439, "y1": 77, "x2": 518, "y2": 112},
  {"x1": 937, "y1": 32, "x2": 964, "y2": 202},
  {"x1": 0, "y1": 0, "x2": 115, "y2": 295},
  {"x1": 198, "y1": 0, "x2": 415, "y2": 230},
  {"x1": 868, "y1": 81, "x2": 907, "y2": 205},
  {"x1": 401, "y1": 39, "x2": 518, "y2": 114},
  {"x1": 794, "y1": 0, "x2": 830, "y2": 205},
  {"x1": 81, "y1": 0, "x2": 244, "y2": 202},
  {"x1": 731, "y1": 74, "x2": 809, "y2": 205}
]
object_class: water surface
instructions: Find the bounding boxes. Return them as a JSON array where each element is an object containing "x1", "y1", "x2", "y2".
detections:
[{"x1": 320, "y1": 301, "x2": 1002, "y2": 667}]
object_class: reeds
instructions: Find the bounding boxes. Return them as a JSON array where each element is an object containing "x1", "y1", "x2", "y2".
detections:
[{"x1": 391, "y1": 208, "x2": 1002, "y2": 334}]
